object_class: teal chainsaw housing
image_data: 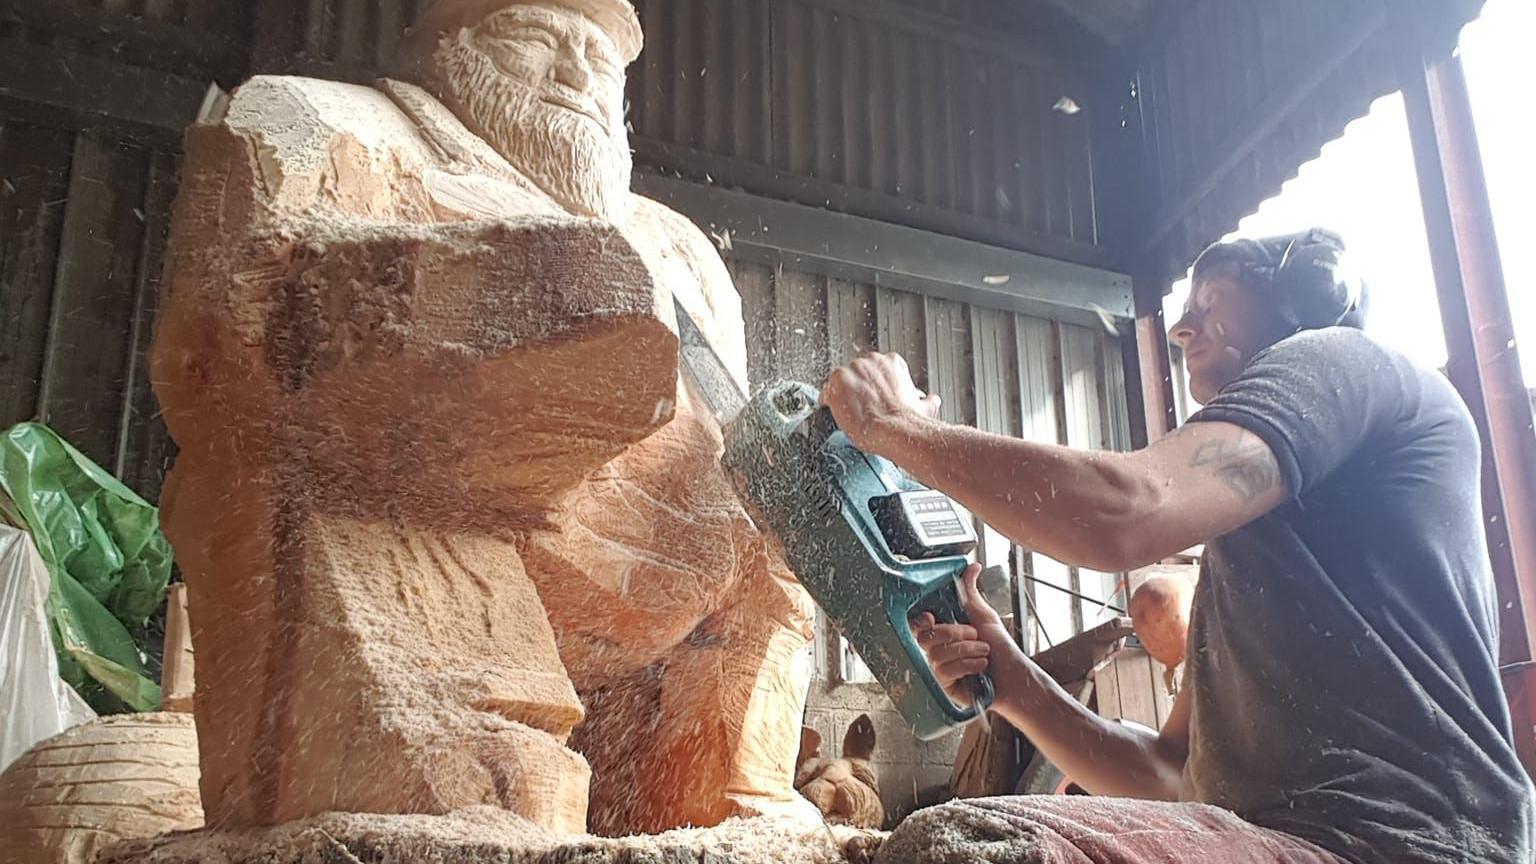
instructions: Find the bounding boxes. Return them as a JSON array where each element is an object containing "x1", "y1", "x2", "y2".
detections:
[{"x1": 722, "y1": 381, "x2": 994, "y2": 740}]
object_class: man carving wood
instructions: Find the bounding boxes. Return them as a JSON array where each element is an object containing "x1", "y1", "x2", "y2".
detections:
[
  {"x1": 822, "y1": 229, "x2": 1535, "y2": 863},
  {"x1": 153, "y1": 0, "x2": 813, "y2": 835}
]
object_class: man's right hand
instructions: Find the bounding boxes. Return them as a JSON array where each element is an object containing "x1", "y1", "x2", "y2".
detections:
[
  {"x1": 912, "y1": 563, "x2": 1020, "y2": 705},
  {"x1": 821, "y1": 351, "x2": 943, "y2": 457}
]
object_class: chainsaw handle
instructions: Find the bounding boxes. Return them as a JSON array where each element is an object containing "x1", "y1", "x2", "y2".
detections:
[{"x1": 892, "y1": 583, "x2": 996, "y2": 729}]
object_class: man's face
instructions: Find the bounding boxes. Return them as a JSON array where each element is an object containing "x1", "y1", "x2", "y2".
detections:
[
  {"x1": 1169, "y1": 272, "x2": 1288, "y2": 404},
  {"x1": 435, "y1": 2, "x2": 632, "y2": 219},
  {"x1": 472, "y1": 5, "x2": 625, "y2": 133}
]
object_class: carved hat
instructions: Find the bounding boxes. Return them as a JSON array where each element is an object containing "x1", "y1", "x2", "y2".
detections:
[{"x1": 412, "y1": 0, "x2": 642, "y2": 63}]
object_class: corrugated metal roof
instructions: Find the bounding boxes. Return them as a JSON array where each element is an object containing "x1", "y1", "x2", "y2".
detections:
[
  {"x1": 1038, "y1": 0, "x2": 1160, "y2": 45},
  {"x1": 1127, "y1": 0, "x2": 1489, "y2": 279}
]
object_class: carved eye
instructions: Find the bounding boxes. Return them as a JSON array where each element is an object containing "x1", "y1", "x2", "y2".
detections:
[{"x1": 508, "y1": 26, "x2": 558, "y2": 51}]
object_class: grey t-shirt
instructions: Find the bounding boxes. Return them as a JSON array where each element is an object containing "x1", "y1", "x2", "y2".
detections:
[{"x1": 1182, "y1": 328, "x2": 1534, "y2": 864}]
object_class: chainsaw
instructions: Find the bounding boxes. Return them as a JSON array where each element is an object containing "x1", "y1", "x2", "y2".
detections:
[{"x1": 676, "y1": 298, "x2": 995, "y2": 740}]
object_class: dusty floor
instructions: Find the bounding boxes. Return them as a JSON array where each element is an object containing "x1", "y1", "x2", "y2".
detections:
[{"x1": 98, "y1": 808, "x2": 886, "y2": 864}]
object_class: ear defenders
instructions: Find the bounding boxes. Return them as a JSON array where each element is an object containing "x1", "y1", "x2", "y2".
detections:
[{"x1": 1251, "y1": 228, "x2": 1365, "y2": 331}]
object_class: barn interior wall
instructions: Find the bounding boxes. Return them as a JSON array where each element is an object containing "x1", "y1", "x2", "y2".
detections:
[{"x1": 0, "y1": 0, "x2": 1146, "y2": 820}]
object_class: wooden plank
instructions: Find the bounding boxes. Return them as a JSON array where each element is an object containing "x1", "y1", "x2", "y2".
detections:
[
  {"x1": 0, "y1": 122, "x2": 74, "y2": 429},
  {"x1": 1059, "y1": 323, "x2": 1107, "y2": 449},
  {"x1": 773, "y1": 269, "x2": 829, "y2": 385},
  {"x1": 160, "y1": 582, "x2": 195, "y2": 711},
  {"x1": 1058, "y1": 322, "x2": 1120, "y2": 628},
  {"x1": 38, "y1": 136, "x2": 151, "y2": 468},
  {"x1": 972, "y1": 307, "x2": 1019, "y2": 571},
  {"x1": 923, "y1": 297, "x2": 974, "y2": 426},
  {"x1": 115, "y1": 151, "x2": 179, "y2": 501},
  {"x1": 971, "y1": 308, "x2": 1019, "y2": 438},
  {"x1": 825, "y1": 278, "x2": 876, "y2": 366},
  {"x1": 875, "y1": 287, "x2": 928, "y2": 392},
  {"x1": 1014, "y1": 315, "x2": 1062, "y2": 446},
  {"x1": 1117, "y1": 650, "x2": 1162, "y2": 729},
  {"x1": 1014, "y1": 314, "x2": 1072, "y2": 648},
  {"x1": 1100, "y1": 329, "x2": 1133, "y2": 451},
  {"x1": 1095, "y1": 649, "x2": 1123, "y2": 720},
  {"x1": 728, "y1": 259, "x2": 777, "y2": 385}
]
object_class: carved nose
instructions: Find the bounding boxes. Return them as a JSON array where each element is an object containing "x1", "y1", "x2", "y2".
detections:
[{"x1": 552, "y1": 49, "x2": 591, "y2": 91}]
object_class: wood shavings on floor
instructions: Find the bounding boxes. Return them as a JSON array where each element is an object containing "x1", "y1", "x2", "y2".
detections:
[{"x1": 99, "y1": 807, "x2": 887, "y2": 864}]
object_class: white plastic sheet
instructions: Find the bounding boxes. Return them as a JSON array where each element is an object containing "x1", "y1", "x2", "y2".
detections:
[{"x1": 0, "y1": 524, "x2": 95, "y2": 772}]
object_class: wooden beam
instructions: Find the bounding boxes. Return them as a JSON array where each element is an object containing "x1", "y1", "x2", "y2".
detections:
[
  {"x1": 631, "y1": 137, "x2": 1116, "y2": 271},
  {"x1": 634, "y1": 173, "x2": 1133, "y2": 328},
  {"x1": 1132, "y1": 267, "x2": 1177, "y2": 441},
  {"x1": 1138, "y1": 4, "x2": 1387, "y2": 257},
  {"x1": 1399, "y1": 15, "x2": 1536, "y2": 774}
]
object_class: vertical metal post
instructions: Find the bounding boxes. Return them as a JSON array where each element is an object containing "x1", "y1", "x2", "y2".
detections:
[
  {"x1": 1133, "y1": 266, "x2": 1178, "y2": 442},
  {"x1": 1400, "y1": 28, "x2": 1536, "y2": 772}
]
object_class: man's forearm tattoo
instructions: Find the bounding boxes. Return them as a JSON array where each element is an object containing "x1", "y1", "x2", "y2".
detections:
[{"x1": 1189, "y1": 429, "x2": 1279, "y2": 502}]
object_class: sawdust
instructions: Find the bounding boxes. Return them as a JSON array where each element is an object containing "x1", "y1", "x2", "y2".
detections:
[{"x1": 99, "y1": 809, "x2": 885, "y2": 864}]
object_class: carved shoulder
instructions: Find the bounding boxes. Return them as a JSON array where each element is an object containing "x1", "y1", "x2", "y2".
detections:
[
  {"x1": 623, "y1": 194, "x2": 750, "y2": 392},
  {"x1": 180, "y1": 75, "x2": 440, "y2": 228}
]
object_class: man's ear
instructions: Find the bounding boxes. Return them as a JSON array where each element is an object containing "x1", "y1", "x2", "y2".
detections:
[{"x1": 843, "y1": 713, "x2": 876, "y2": 761}]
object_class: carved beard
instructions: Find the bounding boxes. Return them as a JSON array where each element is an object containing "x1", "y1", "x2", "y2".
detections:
[{"x1": 435, "y1": 31, "x2": 632, "y2": 222}]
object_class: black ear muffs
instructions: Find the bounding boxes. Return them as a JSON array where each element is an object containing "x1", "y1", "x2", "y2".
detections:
[{"x1": 1261, "y1": 228, "x2": 1364, "y2": 331}]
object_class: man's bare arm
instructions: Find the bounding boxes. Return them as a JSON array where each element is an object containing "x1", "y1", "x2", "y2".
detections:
[
  {"x1": 923, "y1": 565, "x2": 1193, "y2": 800},
  {"x1": 875, "y1": 414, "x2": 1286, "y2": 571}
]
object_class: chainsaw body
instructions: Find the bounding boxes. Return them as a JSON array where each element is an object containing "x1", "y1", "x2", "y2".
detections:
[{"x1": 722, "y1": 381, "x2": 995, "y2": 740}]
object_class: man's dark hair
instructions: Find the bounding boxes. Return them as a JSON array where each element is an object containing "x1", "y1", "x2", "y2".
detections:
[{"x1": 1192, "y1": 227, "x2": 1368, "y2": 331}]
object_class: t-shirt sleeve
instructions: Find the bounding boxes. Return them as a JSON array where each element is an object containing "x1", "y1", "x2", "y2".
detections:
[{"x1": 1187, "y1": 329, "x2": 1407, "y2": 497}]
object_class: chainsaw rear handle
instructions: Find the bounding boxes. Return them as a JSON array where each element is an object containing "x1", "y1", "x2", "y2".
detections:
[{"x1": 892, "y1": 577, "x2": 997, "y2": 729}]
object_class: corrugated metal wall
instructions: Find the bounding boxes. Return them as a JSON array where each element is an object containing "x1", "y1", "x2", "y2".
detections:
[
  {"x1": 3, "y1": 0, "x2": 249, "y2": 82},
  {"x1": 244, "y1": 0, "x2": 1109, "y2": 264},
  {"x1": 0, "y1": 119, "x2": 178, "y2": 500},
  {"x1": 630, "y1": 0, "x2": 1103, "y2": 260}
]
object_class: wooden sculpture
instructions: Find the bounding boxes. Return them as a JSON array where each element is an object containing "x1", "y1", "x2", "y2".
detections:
[{"x1": 151, "y1": 0, "x2": 813, "y2": 835}]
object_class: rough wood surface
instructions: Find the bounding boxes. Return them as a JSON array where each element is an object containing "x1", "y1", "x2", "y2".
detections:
[
  {"x1": 542, "y1": 391, "x2": 818, "y2": 832},
  {"x1": 0, "y1": 713, "x2": 203, "y2": 864}
]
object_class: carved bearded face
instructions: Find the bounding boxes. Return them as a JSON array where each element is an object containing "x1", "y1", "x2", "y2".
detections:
[{"x1": 435, "y1": 3, "x2": 632, "y2": 220}]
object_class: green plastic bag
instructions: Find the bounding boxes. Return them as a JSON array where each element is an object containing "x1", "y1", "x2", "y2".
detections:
[{"x1": 0, "y1": 423, "x2": 171, "y2": 712}]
